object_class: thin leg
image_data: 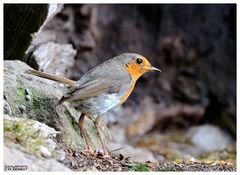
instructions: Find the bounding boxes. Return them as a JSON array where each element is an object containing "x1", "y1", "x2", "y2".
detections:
[
  {"x1": 79, "y1": 113, "x2": 94, "y2": 153},
  {"x1": 94, "y1": 116, "x2": 110, "y2": 157}
]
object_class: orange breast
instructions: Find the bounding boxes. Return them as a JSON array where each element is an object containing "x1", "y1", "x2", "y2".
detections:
[
  {"x1": 125, "y1": 62, "x2": 143, "y2": 81},
  {"x1": 119, "y1": 81, "x2": 136, "y2": 105},
  {"x1": 118, "y1": 62, "x2": 143, "y2": 105},
  {"x1": 118, "y1": 60, "x2": 149, "y2": 105}
]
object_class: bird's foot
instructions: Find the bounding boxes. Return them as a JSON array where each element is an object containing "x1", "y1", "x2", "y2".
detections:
[{"x1": 82, "y1": 147, "x2": 95, "y2": 155}]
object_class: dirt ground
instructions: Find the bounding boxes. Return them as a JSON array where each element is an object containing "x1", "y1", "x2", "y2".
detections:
[{"x1": 60, "y1": 144, "x2": 236, "y2": 172}]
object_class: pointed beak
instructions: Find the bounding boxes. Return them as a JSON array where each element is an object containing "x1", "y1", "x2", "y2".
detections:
[{"x1": 150, "y1": 66, "x2": 161, "y2": 72}]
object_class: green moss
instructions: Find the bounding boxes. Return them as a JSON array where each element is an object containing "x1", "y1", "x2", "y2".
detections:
[
  {"x1": 29, "y1": 89, "x2": 55, "y2": 122},
  {"x1": 31, "y1": 89, "x2": 54, "y2": 110},
  {"x1": 32, "y1": 97, "x2": 43, "y2": 109},
  {"x1": 4, "y1": 119, "x2": 47, "y2": 157},
  {"x1": 129, "y1": 163, "x2": 151, "y2": 171},
  {"x1": 174, "y1": 158, "x2": 183, "y2": 164},
  {"x1": 17, "y1": 87, "x2": 25, "y2": 97},
  {"x1": 16, "y1": 86, "x2": 26, "y2": 103}
]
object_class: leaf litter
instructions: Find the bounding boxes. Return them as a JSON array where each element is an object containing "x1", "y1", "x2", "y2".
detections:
[{"x1": 59, "y1": 144, "x2": 236, "y2": 172}]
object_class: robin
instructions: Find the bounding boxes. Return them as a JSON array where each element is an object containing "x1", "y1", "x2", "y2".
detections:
[{"x1": 26, "y1": 53, "x2": 161, "y2": 157}]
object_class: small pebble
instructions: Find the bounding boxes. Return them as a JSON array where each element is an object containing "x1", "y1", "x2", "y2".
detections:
[
  {"x1": 39, "y1": 145, "x2": 51, "y2": 157},
  {"x1": 57, "y1": 149, "x2": 66, "y2": 162},
  {"x1": 25, "y1": 95, "x2": 31, "y2": 101},
  {"x1": 95, "y1": 148, "x2": 104, "y2": 157},
  {"x1": 4, "y1": 100, "x2": 12, "y2": 115},
  {"x1": 190, "y1": 157, "x2": 196, "y2": 162},
  {"x1": 18, "y1": 105, "x2": 26, "y2": 113}
]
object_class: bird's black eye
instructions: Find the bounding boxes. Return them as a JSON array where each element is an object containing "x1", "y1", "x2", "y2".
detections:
[{"x1": 136, "y1": 58, "x2": 143, "y2": 64}]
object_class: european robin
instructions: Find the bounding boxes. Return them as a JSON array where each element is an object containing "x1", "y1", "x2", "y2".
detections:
[{"x1": 26, "y1": 53, "x2": 161, "y2": 157}]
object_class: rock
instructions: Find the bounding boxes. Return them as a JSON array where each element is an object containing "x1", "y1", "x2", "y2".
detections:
[
  {"x1": 109, "y1": 126, "x2": 126, "y2": 143},
  {"x1": 153, "y1": 103, "x2": 205, "y2": 131},
  {"x1": 103, "y1": 106, "x2": 124, "y2": 125},
  {"x1": 108, "y1": 142, "x2": 157, "y2": 162},
  {"x1": 126, "y1": 97, "x2": 156, "y2": 138},
  {"x1": 4, "y1": 99, "x2": 12, "y2": 115},
  {"x1": 18, "y1": 104, "x2": 26, "y2": 113},
  {"x1": 57, "y1": 149, "x2": 66, "y2": 162},
  {"x1": 4, "y1": 114, "x2": 59, "y2": 139},
  {"x1": 187, "y1": 124, "x2": 234, "y2": 152},
  {"x1": 131, "y1": 132, "x2": 202, "y2": 161},
  {"x1": 4, "y1": 114, "x2": 57, "y2": 157},
  {"x1": 4, "y1": 60, "x2": 101, "y2": 149},
  {"x1": 70, "y1": 31, "x2": 96, "y2": 51},
  {"x1": 45, "y1": 138, "x2": 57, "y2": 150},
  {"x1": 25, "y1": 95, "x2": 31, "y2": 101},
  {"x1": 172, "y1": 72, "x2": 208, "y2": 104},
  {"x1": 31, "y1": 120, "x2": 60, "y2": 138},
  {"x1": 31, "y1": 30, "x2": 69, "y2": 46},
  {"x1": 32, "y1": 42, "x2": 76, "y2": 77},
  {"x1": 38, "y1": 4, "x2": 64, "y2": 32},
  {"x1": 105, "y1": 97, "x2": 157, "y2": 139},
  {"x1": 4, "y1": 146, "x2": 71, "y2": 171},
  {"x1": 168, "y1": 142, "x2": 203, "y2": 160},
  {"x1": 39, "y1": 145, "x2": 52, "y2": 157}
]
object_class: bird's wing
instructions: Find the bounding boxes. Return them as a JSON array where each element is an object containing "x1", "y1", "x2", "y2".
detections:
[{"x1": 60, "y1": 72, "x2": 130, "y2": 102}]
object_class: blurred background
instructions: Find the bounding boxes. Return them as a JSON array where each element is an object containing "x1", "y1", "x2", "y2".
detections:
[{"x1": 4, "y1": 4, "x2": 236, "y2": 165}]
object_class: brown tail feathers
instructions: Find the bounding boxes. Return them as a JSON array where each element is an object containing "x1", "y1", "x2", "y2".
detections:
[{"x1": 25, "y1": 69, "x2": 76, "y2": 86}]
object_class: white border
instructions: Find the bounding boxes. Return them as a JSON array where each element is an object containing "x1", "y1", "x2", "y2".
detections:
[
  {"x1": 1, "y1": 2, "x2": 238, "y2": 175},
  {"x1": 0, "y1": 1, "x2": 3, "y2": 174},
  {"x1": 0, "y1": 1, "x2": 233, "y2": 3}
]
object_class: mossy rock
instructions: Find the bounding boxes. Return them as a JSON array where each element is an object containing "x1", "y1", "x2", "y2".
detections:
[
  {"x1": 4, "y1": 115, "x2": 51, "y2": 157},
  {"x1": 4, "y1": 60, "x2": 101, "y2": 149}
]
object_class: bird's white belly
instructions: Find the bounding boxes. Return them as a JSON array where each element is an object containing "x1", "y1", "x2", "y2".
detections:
[{"x1": 75, "y1": 93, "x2": 121, "y2": 115}]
